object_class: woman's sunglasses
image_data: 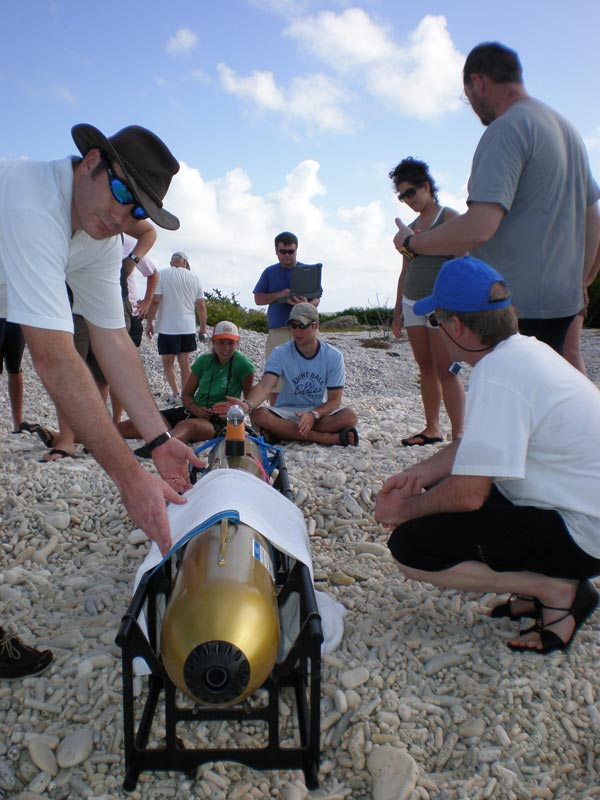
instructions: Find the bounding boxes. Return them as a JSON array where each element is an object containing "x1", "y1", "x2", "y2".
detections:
[
  {"x1": 102, "y1": 158, "x2": 148, "y2": 220},
  {"x1": 397, "y1": 186, "x2": 418, "y2": 202}
]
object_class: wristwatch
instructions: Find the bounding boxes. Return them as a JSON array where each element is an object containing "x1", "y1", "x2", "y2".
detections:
[
  {"x1": 245, "y1": 400, "x2": 254, "y2": 414},
  {"x1": 127, "y1": 252, "x2": 140, "y2": 263},
  {"x1": 145, "y1": 430, "x2": 172, "y2": 453},
  {"x1": 311, "y1": 410, "x2": 320, "y2": 421},
  {"x1": 400, "y1": 235, "x2": 416, "y2": 260}
]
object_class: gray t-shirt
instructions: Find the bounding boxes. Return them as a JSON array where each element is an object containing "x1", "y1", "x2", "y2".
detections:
[{"x1": 468, "y1": 98, "x2": 600, "y2": 318}]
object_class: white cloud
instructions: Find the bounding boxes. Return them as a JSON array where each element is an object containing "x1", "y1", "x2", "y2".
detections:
[
  {"x1": 154, "y1": 75, "x2": 178, "y2": 90},
  {"x1": 248, "y1": 0, "x2": 303, "y2": 13},
  {"x1": 217, "y1": 64, "x2": 284, "y2": 111},
  {"x1": 284, "y1": 8, "x2": 396, "y2": 72},
  {"x1": 151, "y1": 159, "x2": 401, "y2": 312},
  {"x1": 288, "y1": 74, "x2": 355, "y2": 133},
  {"x1": 165, "y1": 28, "x2": 198, "y2": 54},
  {"x1": 217, "y1": 64, "x2": 354, "y2": 134},
  {"x1": 366, "y1": 16, "x2": 464, "y2": 119},
  {"x1": 284, "y1": 10, "x2": 465, "y2": 121},
  {"x1": 585, "y1": 128, "x2": 600, "y2": 151},
  {"x1": 189, "y1": 68, "x2": 210, "y2": 84},
  {"x1": 217, "y1": 11, "x2": 464, "y2": 131},
  {"x1": 53, "y1": 84, "x2": 76, "y2": 105}
]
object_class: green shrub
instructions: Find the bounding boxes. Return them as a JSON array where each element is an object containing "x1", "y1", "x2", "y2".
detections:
[
  {"x1": 243, "y1": 309, "x2": 269, "y2": 333},
  {"x1": 199, "y1": 290, "x2": 395, "y2": 334},
  {"x1": 319, "y1": 306, "x2": 393, "y2": 327},
  {"x1": 202, "y1": 289, "x2": 268, "y2": 332}
]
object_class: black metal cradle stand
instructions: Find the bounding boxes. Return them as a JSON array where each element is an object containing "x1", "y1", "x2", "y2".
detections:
[{"x1": 115, "y1": 450, "x2": 324, "y2": 792}]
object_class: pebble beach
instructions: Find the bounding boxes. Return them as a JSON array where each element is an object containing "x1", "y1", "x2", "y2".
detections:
[{"x1": 2, "y1": 327, "x2": 600, "y2": 800}]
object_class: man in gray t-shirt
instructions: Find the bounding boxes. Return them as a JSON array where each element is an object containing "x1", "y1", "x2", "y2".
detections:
[{"x1": 393, "y1": 42, "x2": 600, "y2": 354}]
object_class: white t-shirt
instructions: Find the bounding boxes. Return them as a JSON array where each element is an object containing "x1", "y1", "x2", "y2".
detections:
[
  {"x1": 452, "y1": 334, "x2": 600, "y2": 557},
  {"x1": 0, "y1": 157, "x2": 123, "y2": 333},
  {"x1": 154, "y1": 267, "x2": 204, "y2": 335}
]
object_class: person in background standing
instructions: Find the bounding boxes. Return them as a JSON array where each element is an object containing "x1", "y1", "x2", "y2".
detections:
[
  {"x1": 392, "y1": 41, "x2": 600, "y2": 355},
  {"x1": 146, "y1": 251, "x2": 207, "y2": 406}
]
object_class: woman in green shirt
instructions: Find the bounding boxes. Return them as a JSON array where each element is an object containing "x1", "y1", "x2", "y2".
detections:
[{"x1": 118, "y1": 321, "x2": 255, "y2": 455}]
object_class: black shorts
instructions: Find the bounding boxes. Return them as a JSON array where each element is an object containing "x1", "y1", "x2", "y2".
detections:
[
  {"x1": 73, "y1": 314, "x2": 106, "y2": 385},
  {"x1": 129, "y1": 314, "x2": 143, "y2": 348},
  {"x1": 0, "y1": 319, "x2": 25, "y2": 374},
  {"x1": 157, "y1": 333, "x2": 197, "y2": 356},
  {"x1": 160, "y1": 406, "x2": 224, "y2": 436},
  {"x1": 518, "y1": 315, "x2": 575, "y2": 355},
  {"x1": 388, "y1": 486, "x2": 600, "y2": 580}
]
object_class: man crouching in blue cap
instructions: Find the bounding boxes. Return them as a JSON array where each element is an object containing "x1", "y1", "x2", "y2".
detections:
[{"x1": 375, "y1": 255, "x2": 600, "y2": 654}]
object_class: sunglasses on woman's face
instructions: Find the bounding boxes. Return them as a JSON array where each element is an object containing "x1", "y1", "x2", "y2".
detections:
[
  {"x1": 102, "y1": 158, "x2": 148, "y2": 220},
  {"x1": 397, "y1": 186, "x2": 418, "y2": 202}
]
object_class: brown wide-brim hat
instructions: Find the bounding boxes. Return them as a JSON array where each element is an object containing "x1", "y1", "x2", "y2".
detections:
[{"x1": 71, "y1": 123, "x2": 180, "y2": 230}]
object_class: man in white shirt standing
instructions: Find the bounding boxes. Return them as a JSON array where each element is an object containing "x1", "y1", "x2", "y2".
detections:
[{"x1": 146, "y1": 251, "x2": 207, "y2": 405}]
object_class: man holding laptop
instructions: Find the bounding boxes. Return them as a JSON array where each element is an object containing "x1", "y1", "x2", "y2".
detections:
[{"x1": 253, "y1": 231, "x2": 322, "y2": 404}]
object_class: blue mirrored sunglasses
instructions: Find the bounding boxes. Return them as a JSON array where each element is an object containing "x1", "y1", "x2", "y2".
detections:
[{"x1": 102, "y1": 158, "x2": 148, "y2": 220}]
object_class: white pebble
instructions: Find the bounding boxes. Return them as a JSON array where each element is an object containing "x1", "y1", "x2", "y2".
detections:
[{"x1": 56, "y1": 728, "x2": 93, "y2": 768}]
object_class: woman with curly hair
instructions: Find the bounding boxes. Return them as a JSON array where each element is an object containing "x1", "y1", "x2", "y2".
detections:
[{"x1": 389, "y1": 157, "x2": 464, "y2": 446}]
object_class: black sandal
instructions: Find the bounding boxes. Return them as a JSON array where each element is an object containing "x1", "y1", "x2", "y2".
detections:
[
  {"x1": 507, "y1": 581, "x2": 599, "y2": 655},
  {"x1": 18, "y1": 421, "x2": 37, "y2": 433},
  {"x1": 489, "y1": 594, "x2": 539, "y2": 621},
  {"x1": 31, "y1": 425, "x2": 56, "y2": 448}
]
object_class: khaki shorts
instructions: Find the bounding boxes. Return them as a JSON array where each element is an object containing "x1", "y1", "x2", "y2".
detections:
[
  {"x1": 268, "y1": 406, "x2": 342, "y2": 422},
  {"x1": 265, "y1": 327, "x2": 292, "y2": 393}
]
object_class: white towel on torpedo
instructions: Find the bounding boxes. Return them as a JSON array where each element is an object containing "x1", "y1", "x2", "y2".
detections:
[{"x1": 132, "y1": 468, "x2": 345, "y2": 653}]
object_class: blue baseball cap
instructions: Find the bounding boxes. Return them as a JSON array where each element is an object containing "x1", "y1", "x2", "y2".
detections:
[{"x1": 413, "y1": 256, "x2": 512, "y2": 316}]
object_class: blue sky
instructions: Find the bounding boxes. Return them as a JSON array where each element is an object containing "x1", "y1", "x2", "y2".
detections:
[{"x1": 3, "y1": 0, "x2": 600, "y2": 312}]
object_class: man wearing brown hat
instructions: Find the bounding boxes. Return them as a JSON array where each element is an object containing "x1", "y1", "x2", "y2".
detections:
[
  {"x1": 235, "y1": 303, "x2": 358, "y2": 447},
  {"x1": 0, "y1": 123, "x2": 201, "y2": 678}
]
